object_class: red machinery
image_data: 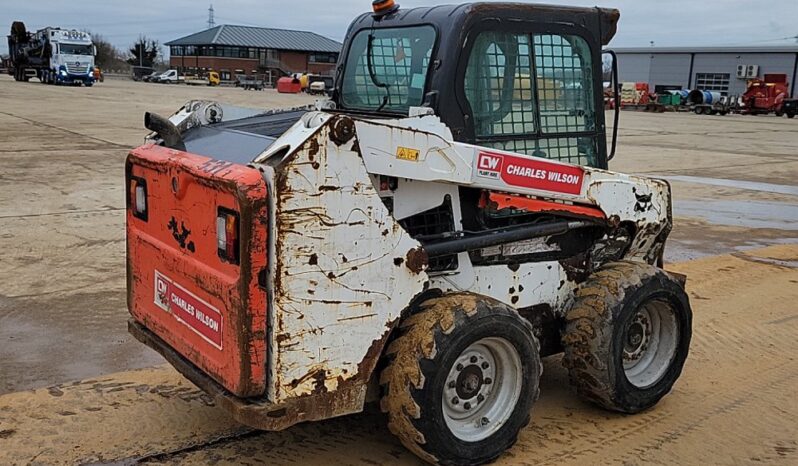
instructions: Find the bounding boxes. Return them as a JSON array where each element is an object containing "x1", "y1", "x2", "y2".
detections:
[
  {"x1": 741, "y1": 74, "x2": 791, "y2": 115},
  {"x1": 276, "y1": 76, "x2": 302, "y2": 94}
]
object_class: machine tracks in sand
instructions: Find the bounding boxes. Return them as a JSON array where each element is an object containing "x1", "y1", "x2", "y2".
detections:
[{"x1": 1, "y1": 245, "x2": 797, "y2": 465}]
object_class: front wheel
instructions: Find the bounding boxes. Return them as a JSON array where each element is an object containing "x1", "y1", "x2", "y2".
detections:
[
  {"x1": 562, "y1": 261, "x2": 692, "y2": 413},
  {"x1": 380, "y1": 293, "x2": 541, "y2": 465}
]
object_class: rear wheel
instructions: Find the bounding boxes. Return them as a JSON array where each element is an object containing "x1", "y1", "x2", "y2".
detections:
[
  {"x1": 562, "y1": 261, "x2": 692, "y2": 413},
  {"x1": 380, "y1": 293, "x2": 541, "y2": 465}
]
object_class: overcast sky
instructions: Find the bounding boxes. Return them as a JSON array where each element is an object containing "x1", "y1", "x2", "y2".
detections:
[{"x1": 2, "y1": 0, "x2": 797, "y2": 55}]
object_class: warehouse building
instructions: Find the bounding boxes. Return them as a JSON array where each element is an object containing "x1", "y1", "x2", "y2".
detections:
[
  {"x1": 166, "y1": 25, "x2": 342, "y2": 84},
  {"x1": 615, "y1": 46, "x2": 798, "y2": 96}
]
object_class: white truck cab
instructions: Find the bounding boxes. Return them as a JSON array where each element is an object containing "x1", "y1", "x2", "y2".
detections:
[
  {"x1": 157, "y1": 69, "x2": 183, "y2": 84},
  {"x1": 43, "y1": 28, "x2": 96, "y2": 85}
]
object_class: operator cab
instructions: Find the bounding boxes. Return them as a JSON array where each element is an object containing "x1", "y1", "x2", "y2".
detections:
[{"x1": 333, "y1": 2, "x2": 619, "y2": 169}]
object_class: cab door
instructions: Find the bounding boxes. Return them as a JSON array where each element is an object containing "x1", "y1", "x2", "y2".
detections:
[{"x1": 457, "y1": 27, "x2": 607, "y2": 169}]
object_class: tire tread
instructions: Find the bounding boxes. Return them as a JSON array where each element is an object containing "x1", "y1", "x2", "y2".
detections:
[
  {"x1": 380, "y1": 293, "x2": 540, "y2": 465},
  {"x1": 562, "y1": 261, "x2": 662, "y2": 411}
]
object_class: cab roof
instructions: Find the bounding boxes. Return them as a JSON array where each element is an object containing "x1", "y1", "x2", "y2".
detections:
[{"x1": 347, "y1": 2, "x2": 620, "y2": 46}]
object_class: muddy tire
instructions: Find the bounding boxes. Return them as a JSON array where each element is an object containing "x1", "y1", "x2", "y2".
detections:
[
  {"x1": 380, "y1": 292, "x2": 541, "y2": 465},
  {"x1": 562, "y1": 261, "x2": 692, "y2": 414}
]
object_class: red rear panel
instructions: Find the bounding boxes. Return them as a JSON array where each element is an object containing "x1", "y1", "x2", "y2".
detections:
[{"x1": 126, "y1": 144, "x2": 268, "y2": 398}]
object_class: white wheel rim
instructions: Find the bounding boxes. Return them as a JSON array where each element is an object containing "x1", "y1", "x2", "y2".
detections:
[
  {"x1": 623, "y1": 298, "x2": 679, "y2": 388},
  {"x1": 442, "y1": 337, "x2": 523, "y2": 442}
]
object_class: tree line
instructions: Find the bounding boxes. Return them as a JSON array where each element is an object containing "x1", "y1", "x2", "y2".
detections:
[{"x1": 91, "y1": 33, "x2": 163, "y2": 70}]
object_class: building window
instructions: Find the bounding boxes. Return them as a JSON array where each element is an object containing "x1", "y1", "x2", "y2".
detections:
[
  {"x1": 309, "y1": 52, "x2": 339, "y2": 64},
  {"x1": 695, "y1": 73, "x2": 730, "y2": 94}
]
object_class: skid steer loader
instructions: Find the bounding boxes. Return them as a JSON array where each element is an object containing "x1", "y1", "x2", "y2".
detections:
[{"x1": 126, "y1": 2, "x2": 692, "y2": 464}]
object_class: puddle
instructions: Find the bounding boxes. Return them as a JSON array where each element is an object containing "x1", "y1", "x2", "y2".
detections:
[
  {"x1": 662, "y1": 175, "x2": 798, "y2": 197},
  {"x1": 665, "y1": 236, "x2": 798, "y2": 263},
  {"x1": 732, "y1": 252, "x2": 798, "y2": 269},
  {"x1": 674, "y1": 199, "x2": 798, "y2": 230}
]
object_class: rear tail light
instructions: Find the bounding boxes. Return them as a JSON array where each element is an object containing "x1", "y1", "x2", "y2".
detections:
[
  {"x1": 217, "y1": 208, "x2": 240, "y2": 264},
  {"x1": 129, "y1": 176, "x2": 148, "y2": 221}
]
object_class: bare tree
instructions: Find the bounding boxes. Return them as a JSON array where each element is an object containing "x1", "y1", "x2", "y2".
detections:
[
  {"x1": 128, "y1": 36, "x2": 160, "y2": 68},
  {"x1": 83, "y1": 31, "x2": 122, "y2": 69}
]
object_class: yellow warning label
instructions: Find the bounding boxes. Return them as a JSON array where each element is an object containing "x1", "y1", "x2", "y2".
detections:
[{"x1": 396, "y1": 146, "x2": 420, "y2": 162}]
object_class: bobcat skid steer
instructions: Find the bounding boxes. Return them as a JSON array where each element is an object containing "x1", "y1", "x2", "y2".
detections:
[{"x1": 126, "y1": 2, "x2": 692, "y2": 464}]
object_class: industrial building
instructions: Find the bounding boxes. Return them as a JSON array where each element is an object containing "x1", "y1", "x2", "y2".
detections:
[
  {"x1": 166, "y1": 25, "x2": 341, "y2": 84},
  {"x1": 615, "y1": 45, "x2": 798, "y2": 96}
]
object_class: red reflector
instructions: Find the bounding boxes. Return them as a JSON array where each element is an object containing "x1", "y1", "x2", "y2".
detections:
[{"x1": 225, "y1": 214, "x2": 237, "y2": 259}]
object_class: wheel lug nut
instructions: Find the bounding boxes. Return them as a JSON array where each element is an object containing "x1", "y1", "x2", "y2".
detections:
[
  {"x1": 448, "y1": 380, "x2": 456, "y2": 389},
  {"x1": 451, "y1": 397, "x2": 459, "y2": 405},
  {"x1": 481, "y1": 417, "x2": 489, "y2": 426},
  {"x1": 470, "y1": 356, "x2": 478, "y2": 363},
  {"x1": 456, "y1": 363, "x2": 463, "y2": 371},
  {"x1": 481, "y1": 362, "x2": 489, "y2": 369},
  {"x1": 484, "y1": 377, "x2": 492, "y2": 385},
  {"x1": 464, "y1": 402, "x2": 471, "y2": 410},
  {"x1": 477, "y1": 394, "x2": 485, "y2": 403}
]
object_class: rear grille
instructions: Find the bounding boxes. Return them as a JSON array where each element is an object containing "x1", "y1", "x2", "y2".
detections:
[{"x1": 399, "y1": 196, "x2": 458, "y2": 272}]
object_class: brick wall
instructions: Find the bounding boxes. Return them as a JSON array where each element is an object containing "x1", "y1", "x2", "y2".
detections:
[
  {"x1": 170, "y1": 54, "x2": 336, "y2": 77},
  {"x1": 170, "y1": 57, "x2": 259, "y2": 74},
  {"x1": 308, "y1": 62, "x2": 336, "y2": 75}
]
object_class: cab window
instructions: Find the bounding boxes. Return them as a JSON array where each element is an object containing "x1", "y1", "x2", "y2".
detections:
[
  {"x1": 464, "y1": 31, "x2": 598, "y2": 166},
  {"x1": 341, "y1": 26, "x2": 436, "y2": 113}
]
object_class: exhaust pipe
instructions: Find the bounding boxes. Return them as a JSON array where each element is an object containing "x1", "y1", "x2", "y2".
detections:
[{"x1": 144, "y1": 112, "x2": 186, "y2": 152}]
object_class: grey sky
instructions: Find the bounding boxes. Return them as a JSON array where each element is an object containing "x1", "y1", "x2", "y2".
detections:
[{"x1": 2, "y1": 0, "x2": 797, "y2": 56}]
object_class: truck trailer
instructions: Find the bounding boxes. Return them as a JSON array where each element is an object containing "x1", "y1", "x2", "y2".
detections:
[{"x1": 7, "y1": 21, "x2": 96, "y2": 86}]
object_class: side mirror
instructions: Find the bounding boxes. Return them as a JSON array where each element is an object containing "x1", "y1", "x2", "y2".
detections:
[{"x1": 603, "y1": 50, "x2": 620, "y2": 161}]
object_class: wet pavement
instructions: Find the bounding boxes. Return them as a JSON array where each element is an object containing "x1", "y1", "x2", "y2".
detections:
[
  {"x1": 3, "y1": 244, "x2": 798, "y2": 465},
  {"x1": 664, "y1": 175, "x2": 798, "y2": 197},
  {"x1": 1, "y1": 75, "x2": 797, "y2": 394},
  {"x1": 0, "y1": 75, "x2": 316, "y2": 395}
]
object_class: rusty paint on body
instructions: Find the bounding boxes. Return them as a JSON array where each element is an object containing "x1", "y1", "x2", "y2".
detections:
[{"x1": 268, "y1": 120, "x2": 428, "y2": 403}]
